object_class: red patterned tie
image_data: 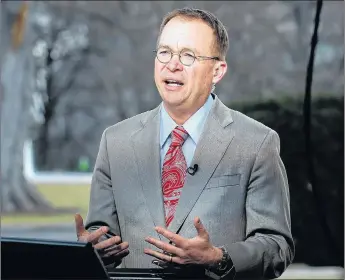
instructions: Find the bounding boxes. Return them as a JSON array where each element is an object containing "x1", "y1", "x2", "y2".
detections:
[{"x1": 162, "y1": 126, "x2": 189, "y2": 227}]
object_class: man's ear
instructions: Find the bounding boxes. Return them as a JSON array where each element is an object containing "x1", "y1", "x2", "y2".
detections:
[{"x1": 212, "y1": 60, "x2": 227, "y2": 84}]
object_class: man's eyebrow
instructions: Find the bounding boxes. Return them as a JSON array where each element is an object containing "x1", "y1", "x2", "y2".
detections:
[
  {"x1": 157, "y1": 44, "x2": 172, "y2": 50},
  {"x1": 157, "y1": 44, "x2": 199, "y2": 54}
]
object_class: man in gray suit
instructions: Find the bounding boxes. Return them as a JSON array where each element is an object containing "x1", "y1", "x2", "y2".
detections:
[{"x1": 75, "y1": 7, "x2": 294, "y2": 279}]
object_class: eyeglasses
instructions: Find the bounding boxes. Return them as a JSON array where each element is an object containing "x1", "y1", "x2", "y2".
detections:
[{"x1": 153, "y1": 48, "x2": 220, "y2": 66}]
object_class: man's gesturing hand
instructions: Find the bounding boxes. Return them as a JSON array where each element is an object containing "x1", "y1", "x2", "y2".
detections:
[
  {"x1": 144, "y1": 217, "x2": 223, "y2": 266},
  {"x1": 75, "y1": 214, "x2": 129, "y2": 259}
]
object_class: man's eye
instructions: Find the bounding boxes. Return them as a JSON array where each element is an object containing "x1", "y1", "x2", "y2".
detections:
[
  {"x1": 159, "y1": 50, "x2": 169, "y2": 55},
  {"x1": 182, "y1": 53, "x2": 194, "y2": 57}
]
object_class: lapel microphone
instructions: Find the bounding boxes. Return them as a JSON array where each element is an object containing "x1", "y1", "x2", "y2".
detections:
[{"x1": 187, "y1": 164, "x2": 198, "y2": 175}]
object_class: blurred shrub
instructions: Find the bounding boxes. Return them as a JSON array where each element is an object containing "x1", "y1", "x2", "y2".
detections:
[{"x1": 230, "y1": 94, "x2": 344, "y2": 266}]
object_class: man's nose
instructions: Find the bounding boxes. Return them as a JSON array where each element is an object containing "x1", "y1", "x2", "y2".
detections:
[{"x1": 166, "y1": 54, "x2": 183, "y2": 71}]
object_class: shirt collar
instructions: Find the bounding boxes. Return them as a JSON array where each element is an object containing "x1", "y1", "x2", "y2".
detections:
[{"x1": 160, "y1": 94, "x2": 214, "y2": 148}]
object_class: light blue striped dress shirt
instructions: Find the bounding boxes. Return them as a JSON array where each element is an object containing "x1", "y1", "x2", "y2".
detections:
[{"x1": 159, "y1": 94, "x2": 214, "y2": 171}]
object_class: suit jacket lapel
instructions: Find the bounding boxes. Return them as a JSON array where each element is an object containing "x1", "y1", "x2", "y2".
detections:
[
  {"x1": 131, "y1": 105, "x2": 166, "y2": 232},
  {"x1": 168, "y1": 96, "x2": 235, "y2": 233}
]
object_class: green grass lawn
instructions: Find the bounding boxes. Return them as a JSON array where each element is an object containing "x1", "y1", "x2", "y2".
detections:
[{"x1": 1, "y1": 185, "x2": 91, "y2": 225}]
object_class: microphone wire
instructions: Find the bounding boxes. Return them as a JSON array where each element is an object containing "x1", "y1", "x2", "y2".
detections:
[{"x1": 302, "y1": 0, "x2": 342, "y2": 262}]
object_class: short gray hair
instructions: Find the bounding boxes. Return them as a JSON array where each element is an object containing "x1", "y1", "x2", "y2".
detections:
[{"x1": 157, "y1": 7, "x2": 229, "y2": 60}]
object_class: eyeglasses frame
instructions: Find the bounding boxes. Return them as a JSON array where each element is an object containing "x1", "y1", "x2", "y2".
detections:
[{"x1": 153, "y1": 48, "x2": 220, "y2": 66}]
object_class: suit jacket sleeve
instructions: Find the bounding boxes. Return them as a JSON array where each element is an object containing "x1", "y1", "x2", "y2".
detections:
[
  {"x1": 84, "y1": 129, "x2": 121, "y2": 267},
  {"x1": 226, "y1": 130, "x2": 295, "y2": 279}
]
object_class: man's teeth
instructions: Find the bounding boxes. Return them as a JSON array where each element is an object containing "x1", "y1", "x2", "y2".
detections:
[{"x1": 166, "y1": 80, "x2": 183, "y2": 86}]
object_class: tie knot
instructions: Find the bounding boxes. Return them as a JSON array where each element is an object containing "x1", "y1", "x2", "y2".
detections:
[{"x1": 171, "y1": 126, "x2": 188, "y2": 147}]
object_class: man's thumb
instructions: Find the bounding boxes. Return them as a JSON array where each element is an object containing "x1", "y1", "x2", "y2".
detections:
[
  {"x1": 194, "y1": 217, "x2": 208, "y2": 238},
  {"x1": 75, "y1": 213, "x2": 85, "y2": 235}
]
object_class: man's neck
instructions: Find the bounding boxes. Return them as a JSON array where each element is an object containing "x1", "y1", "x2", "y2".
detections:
[
  {"x1": 166, "y1": 109, "x2": 194, "y2": 125},
  {"x1": 163, "y1": 98, "x2": 208, "y2": 125}
]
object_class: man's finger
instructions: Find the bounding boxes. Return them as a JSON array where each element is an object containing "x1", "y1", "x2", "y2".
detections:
[
  {"x1": 103, "y1": 242, "x2": 129, "y2": 256},
  {"x1": 75, "y1": 213, "x2": 86, "y2": 237},
  {"x1": 87, "y1": 226, "x2": 109, "y2": 243},
  {"x1": 144, "y1": 248, "x2": 183, "y2": 265},
  {"x1": 104, "y1": 241, "x2": 129, "y2": 252},
  {"x1": 154, "y1": 227, "x2": 185, "y2": 247},
  {"x1": 193, "y1": 217, "x2": 208, "y2": 239},
  {"x1": 145, "y1": 236, "x2": 184, "y2": 257},
  {"x1": 104, "y1": 248, "x2": 129, "y2": 259},
  {"x1": 94, "y1": 235, "x2": 122, "y2": 250},
  {"x1": 144, "y1": 248, "x2": 172, "y2": 262}
]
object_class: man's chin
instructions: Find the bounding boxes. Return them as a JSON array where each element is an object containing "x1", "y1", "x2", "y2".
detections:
[
  {"x1": 159, "y1": 89, "x2": 180, "y2": 101},
  {"x1": 162, "y1": 97, "x2": 186, "y2": 109}
]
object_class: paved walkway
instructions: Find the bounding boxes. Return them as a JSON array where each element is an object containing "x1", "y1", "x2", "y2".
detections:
[{"x1": 1, "y1": 223, "x2": 77, "y2": 241}]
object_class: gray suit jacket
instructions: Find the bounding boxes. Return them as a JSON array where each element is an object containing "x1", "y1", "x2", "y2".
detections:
[{"x1": 85, "y1": 95, "x2": 294, "y2": 279}]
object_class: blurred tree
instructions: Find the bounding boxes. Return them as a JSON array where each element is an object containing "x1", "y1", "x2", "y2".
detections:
[
  {"x1": 31, "y1": 1, "x2": 90, "y2": 169},
  {"x1": 0, "y1": 1, "x2": 54, "y2": 213},
  {"x1": 32, "y1": 1, "x2": 163, "y2": 171}
]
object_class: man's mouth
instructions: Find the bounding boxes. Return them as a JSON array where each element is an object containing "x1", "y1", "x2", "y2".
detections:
[{"x1": 164, "y1": 79, "x2": 184, "y2": 86}]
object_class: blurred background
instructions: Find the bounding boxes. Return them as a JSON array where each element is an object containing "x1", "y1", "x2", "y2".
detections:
[{"x1": 1, "y1": 1, "x2": 343, "y2": 278}]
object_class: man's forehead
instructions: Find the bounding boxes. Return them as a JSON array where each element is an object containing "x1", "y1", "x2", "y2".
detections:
[
  {"x1": 158, "y1": 18, "x2": 215, "y2": 52},
  {"x1": 159, "y1": 26, "x2": 190, "y2": 44}
]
